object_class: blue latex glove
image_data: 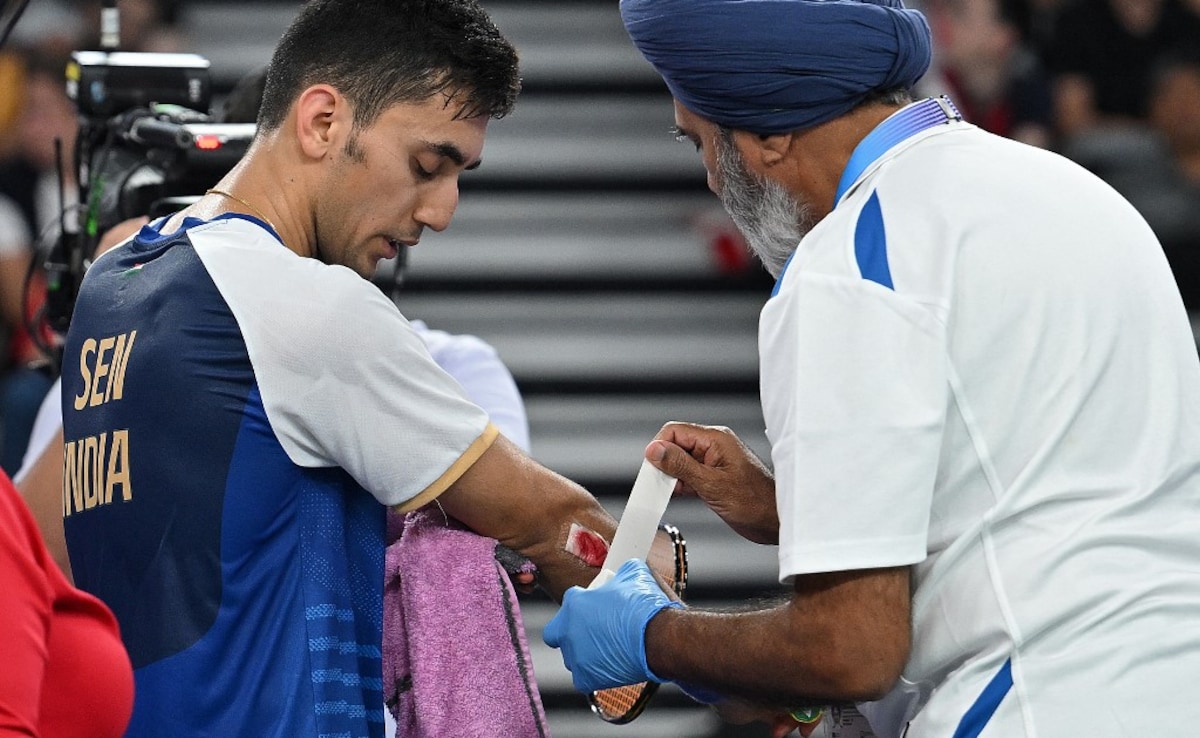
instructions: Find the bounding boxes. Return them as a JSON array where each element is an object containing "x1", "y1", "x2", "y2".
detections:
[{"x1": 543, "y1": 558, "x2": 684, "y2": 693}]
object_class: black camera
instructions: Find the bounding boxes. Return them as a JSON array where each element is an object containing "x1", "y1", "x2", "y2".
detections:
[{"x1": 45, "y1": 50, "x2": 255, "y2": 336}]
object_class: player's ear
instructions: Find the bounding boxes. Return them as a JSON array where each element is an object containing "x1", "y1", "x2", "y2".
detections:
[{"x1": 293, "y1": 84, "x2": 349, "y2": 160}]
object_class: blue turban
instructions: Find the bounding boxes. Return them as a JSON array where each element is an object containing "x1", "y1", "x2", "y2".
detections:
[{"x1": 620, "y1": 0, "x2": 932, "y2": 133}]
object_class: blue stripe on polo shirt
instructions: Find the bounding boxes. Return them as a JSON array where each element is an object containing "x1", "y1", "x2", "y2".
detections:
[
  {"x1": 854, "y1": 191, "x2": 893, "y2": 289},
  {"x1": 952, "y1": 658, "x2": 1014, "y2": 738}
]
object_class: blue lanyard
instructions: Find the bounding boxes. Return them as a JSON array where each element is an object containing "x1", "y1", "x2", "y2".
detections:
[{"x1": 833, "y1": 95, "x2": 962, "y2": 205}]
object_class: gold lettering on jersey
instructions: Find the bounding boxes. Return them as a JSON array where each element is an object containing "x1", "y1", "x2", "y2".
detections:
[
  {"x1": 107, "y1": 331, "x2": 136, "y2": 402},
  {"x1": 82, "y1": 435, "x2": 101, "y2": 508},
  {"x1": 62, "y1": 429, "x2": 133, "y2": 517},
  {"x1": 74, "y1": 339, "x2": 94, "y2": 410},
  {"x1": 63, "y1": 435, "x2": 82, "y2": 515},
  {"x1": 105, "y1": 430, "x2": 131, "y2": 503},
  {"x1": 88, "y1": 337, "x2": 115, "y2": 407},
  {"x1": 73, "y1": 330, "x2": 138, "y2": 411}
]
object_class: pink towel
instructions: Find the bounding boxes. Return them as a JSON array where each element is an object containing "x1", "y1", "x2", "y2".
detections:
[{"x1": 383, "y1": 507, "x2": 550, "y2": 738}]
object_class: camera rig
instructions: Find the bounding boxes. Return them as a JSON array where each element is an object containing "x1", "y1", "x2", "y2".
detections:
[{"x1": 43, "y1": 49, "x2": 255, "y2": 340}]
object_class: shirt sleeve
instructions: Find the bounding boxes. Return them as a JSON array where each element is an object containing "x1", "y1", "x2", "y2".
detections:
[
  {"x1": 760, "y1": 272, "x2": 947, "y2": 582},
  {"x1": 410, "y1": 320, "x2": 531, "y2": 453},
  {"x1": 194, "y1": 223, "x2": 495, "y2": 509}
]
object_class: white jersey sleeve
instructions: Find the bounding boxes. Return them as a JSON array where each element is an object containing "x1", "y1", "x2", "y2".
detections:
[
  {"x1": 762, "y1": 271, "x2": 947, "y2": 581},
  {"x1": 191, "y1": 219, "x2": 494, "y2": 510},
  {"x1": 410, "y1": 319, "x2": 531, "y2": 453}
]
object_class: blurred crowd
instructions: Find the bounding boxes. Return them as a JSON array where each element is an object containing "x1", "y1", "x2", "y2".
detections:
[
  {"x1": 0, "y1": 0, "x2": 1199, "y2": 470},
  {"x1": 0, "y1": 0, "x2": 185, "y2": 473},
  {"x1": 917, "y1": 0, "x2": 1200, "y2": 300}
]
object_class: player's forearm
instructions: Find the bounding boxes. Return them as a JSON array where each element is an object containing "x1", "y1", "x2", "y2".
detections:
[
  {"x1": 644, "y1": 567, "x2": 911, "y2": 705},
  {"x1": 437, "y1": 435, "x2": 617, "y2": 600},
  {"x1": 504, "y1": 471, "x2": 616, "y2": 601}
]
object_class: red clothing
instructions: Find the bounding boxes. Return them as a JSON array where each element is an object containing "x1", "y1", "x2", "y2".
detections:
[{"x1": 0, "y1": 476, "x2": 133, "y2": 738}]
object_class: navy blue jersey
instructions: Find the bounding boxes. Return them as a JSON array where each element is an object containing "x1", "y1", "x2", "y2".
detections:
[{"x1": 61, "y1": 215, "x2": 495, "y2": 738}]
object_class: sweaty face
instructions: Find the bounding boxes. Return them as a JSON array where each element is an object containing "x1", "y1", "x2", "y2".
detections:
[
  {"x1": 712, "y1": 128, "x2": 815, "y2": 278},
  {"x1": 315, "y1": 95, "x2": 488, "y2": 279}
]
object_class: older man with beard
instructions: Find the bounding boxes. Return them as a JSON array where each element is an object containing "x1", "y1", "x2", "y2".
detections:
[{"x1": 543, "y1": 1, "x2": 1200, "y2": 737}]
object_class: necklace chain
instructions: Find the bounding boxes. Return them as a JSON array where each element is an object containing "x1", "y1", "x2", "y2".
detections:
[{"x1": 206, "y1": 188, "x2": 278, "y2": 233}]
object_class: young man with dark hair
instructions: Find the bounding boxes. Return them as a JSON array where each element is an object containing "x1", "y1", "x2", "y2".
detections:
[{"x1": 59, "y1": 1, "x2": 624, "y2": 736}]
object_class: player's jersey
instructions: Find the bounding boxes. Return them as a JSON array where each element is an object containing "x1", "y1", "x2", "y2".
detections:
[
  {"x1": 61, "y1": 214, "x2": 495, "y2": 738},
  {"x1": 765, "y1": 103, "x2": 1200, "y2": 736}
]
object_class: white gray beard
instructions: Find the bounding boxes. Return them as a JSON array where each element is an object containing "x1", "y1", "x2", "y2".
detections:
[{"x1": 714, "y1": 130, "x2": 815, "y2": 278}]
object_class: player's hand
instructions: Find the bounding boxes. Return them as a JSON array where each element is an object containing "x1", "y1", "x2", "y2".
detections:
[
  {"x1": 646, "y1": 422, "x2": 779, "y2": 544},
  {"x1": 543, "y1": 559, "x2": 683, "y2": 692},
  {"x1": 494, "y1": 544, "x2": 538, "y2": 594}
]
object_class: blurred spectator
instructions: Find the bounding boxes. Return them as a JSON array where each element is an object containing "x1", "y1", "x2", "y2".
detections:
[
  {"x1": 926, "y1": 0, "x2": 1055, "y2": 147},
  {"x1": 75, "y1": 0, "x2": 188, "y2": 52},
  {"x1": 1150, "y1": 50, "x2": 1200, "y2": 188},
  {"x1": 1046, "y1": 0, "x2": 1200, "y2": 140},
  {"x1": 0, "y1": 0, "x2": 80, "y2": 163},
  {"x1": 0, "y1": 52, "x2": 27, "y2": 162},
  {"x1": 0, "y1": 46, "x2": 76, "y2": 475},
  {"x1": 2, "y1": 0, "x2": 84, "y2": 59},
  {"x1": 1143, "y1": 52, "x2": 1200, "y2": 309},
  {"x1": 1060, "y1": 50, "x2": 1200, "y2": 308},
  {"x1": 1019, "y1": 0, "x2": 1073, "y2": 63}
]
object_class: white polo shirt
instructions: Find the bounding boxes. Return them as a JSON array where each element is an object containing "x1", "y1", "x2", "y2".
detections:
[{"x1": 763, "y1": 110, "x2": 1200, "y2": 737}]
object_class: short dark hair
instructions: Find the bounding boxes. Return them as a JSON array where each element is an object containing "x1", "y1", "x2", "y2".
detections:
[{"x1": 257, "y1": 0, "x2": 520, "y2": 132}]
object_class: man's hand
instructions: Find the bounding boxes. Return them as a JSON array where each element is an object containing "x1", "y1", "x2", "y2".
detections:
[
  {"x1": 494, "y1": 543, "x2": 537, "y2": 594},
  {"x1": 543, "y1": 559, "x2": 682, "y2": 692},
  {"x1": 646, "y1": 422, "x2": 779, "y2": 544}
]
